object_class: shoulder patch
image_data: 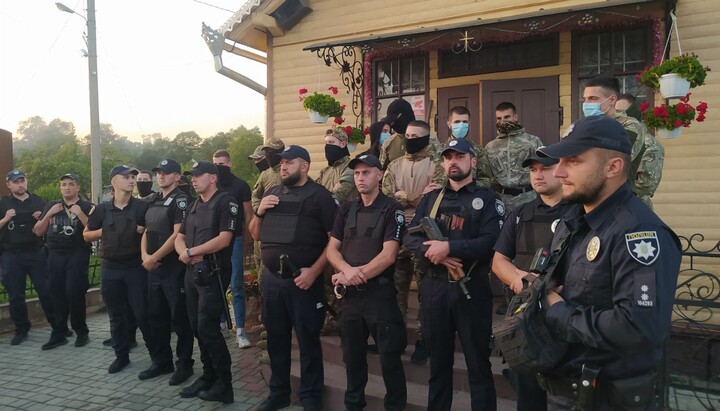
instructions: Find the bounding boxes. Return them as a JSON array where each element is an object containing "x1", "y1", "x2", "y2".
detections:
[
  {"x1": 229, "y1": 202, "x2": 239, "y2": 216},
  {"x1": 394, "y1": 209, "x2": 405, "y2": 226},
  {"x1": 176, "y1": 197, "x2": 187, "y2": 210},
  {"x1": 625, "y1": 231, "x2": 660, "y2": 266},
  {"x1": 495, "y1": 199, "x2": 506, "y2": 216}
]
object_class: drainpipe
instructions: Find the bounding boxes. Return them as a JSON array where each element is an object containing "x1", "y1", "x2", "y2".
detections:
[{"x1": 202, "y1": 23, "x2": 267, "y2": 96}]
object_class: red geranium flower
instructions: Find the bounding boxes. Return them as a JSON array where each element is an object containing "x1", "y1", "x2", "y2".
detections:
[
  {"x1": 333, "y1": 117, "x2": 345, "y2": 125},
  {"x1": 299, "y1": 87, "x2": 308, "y2": 94},
  {"x1": 328, "y1": 86, "x2": 339, "y2": 95},
  {"x1": 639, "y1": 102, "x2": 650, "y2": 112}
]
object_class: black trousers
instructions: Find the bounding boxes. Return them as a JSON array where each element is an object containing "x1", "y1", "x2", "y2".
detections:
[
  {"x1": 47, "y1": 248, "x2": 91, "y2": 336},
  {"x1": 547, "y1": 392, "x2": 658, "y2": 411},
  {"x1": 1, "y1": 249, "x2": 56, "y2": 334},
  {"x1": 421, "y1": 274, "x2": 497, "y2": 411},
  {"x1": 148, "y1": 259, "x2": 194, "y2": 367},
  {"x1": 262, "y1": 269, "x2": 325, "y2": 407},
  {"x1": 340, "y1": 281, "x2": 407, "y2": 411},
  {"x1": 101, "y1": 264, "x2": 152, "y2": 360},
  {"x1": 184, "y1": 266, "x2": 232, "y2": 384}
]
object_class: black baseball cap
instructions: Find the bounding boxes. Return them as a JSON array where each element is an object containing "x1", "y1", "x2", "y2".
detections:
[
  {"x1": 522, "y1": 153, "x2": 559, "y2": 168},
  {"x1": 538, "y1": 115, "x2": 631, "y2": 158},
  {"x1": 349, "y1": 154, "x2": 382, "y2": 170},
  {"x1": 276, "y1": 145, "x2": 311, "y2": 163},
  {"x1": 152, "y1": 159, "x2": 181, "y2": 174},
  {"x1": 183, "y1": 160, "x2": 218, "y2": 176},
  {"x1": 60, "y1": 173, "x2": 79, "y2": 181},
  {"x1": 6, "y1": 169, "x2": 26, "y2": 182},
  {"x1": 109, "y1": 165, "x2": 139, "y2": 179},
  {"x1": 441, "y1": 138, "x2": 476, "y2": 157}
]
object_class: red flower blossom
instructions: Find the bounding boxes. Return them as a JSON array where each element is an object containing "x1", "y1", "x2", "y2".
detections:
[
  {"x1": 328, "y1": 86, "x2": 339, "y2": 95},
  {"x1": 341, "y1": 104, "x2": 347, "y2": 110},
  {"x1": 363, "y1": 127, "x2": 370, "y2": 135},
  {"x1": 679, "y1": 93, "x2": 691, "y2": 103},
  {"x1": 696, "y1": 101, "x2": 708, "y2": 112},
  {"x1": 333, "y1": 117, "x2": 345, "y2": 125},
  {"x1": 697, "y1": 113, "x2": 706, "y2": 122},
  {"x1": 676, "y1": 103, "x2": 688, "y2": 115},
  {"x1": 673, "y1": 119, "x2": 683, "y2": 127},
  {"x1": 299, "y1": 87, "x2": 308, "y2": 94},
  {"x1": 344, "y1": 126, "x2": 353, "y2": 135},
  {"x1": 639, "y1": 102, "x2": 650, "y2": 112}
]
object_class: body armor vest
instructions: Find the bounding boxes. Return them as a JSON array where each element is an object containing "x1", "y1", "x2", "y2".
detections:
[
  {"x1": 340, "y1": 196, "x2": 391, "y2": 276},
  {"x1": 145, "y1": 192, "x2": 181, "y2": 258},
  {"x1": 99, "y1": 199, "x2": 141, "y2": 260},
  {"x1": 260, "y1": 184, "x2": 326, "y2": 248},
  {"x1": 46, "y1": 201, "x2": 89, "y2": 250},
  {"x1": 186, "y1": 191, "x2": 233, "y2": 268},
  {"x1": 513, "y1": 201, "x2": 559, "y2": 271},
  {"x1": 1, "y1": 196, "x2": 42, "y2": 250}
]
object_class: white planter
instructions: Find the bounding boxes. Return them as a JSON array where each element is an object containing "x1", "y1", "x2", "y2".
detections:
[
  {"x1": 347, "y1": 142, "x2": 357, "y2": 153},
  {"x1": 657, "y1": 127, "x2": 682, "y2": 139},
  {"x1": 659, "y1": 73, "x2": 691, "y2": 99},
  {"x1": 308, "y1": 110, "x2": 328, "y2": 123}
]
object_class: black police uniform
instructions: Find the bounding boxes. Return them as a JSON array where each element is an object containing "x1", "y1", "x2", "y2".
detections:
[
  {"x1": 145, "y1": 187, "x2": 194, "y2": 372},
  {"x1": 41, "y1": 198, "x2": 95, "y2": 338},
  {"x1": 541, "y1": 185, "x2": 681, "y2": 411},
  {"x1": 259, "y1": 180, "x2": 337, "y2": 409},
  {"x1": 179, "y1": 189, "x2": 237, "y2": 397},
  {"x1": 0, "y1": 192, "x2": 56, "y2": 337},
  {"x1": 331, "y1": 192, "x2": 407, "y2": 411},
  {"x1": 404, "y1": 180, "x2": 503, "y2": 411},
  {"x1": 493, "y1": 198, "x2": 576, "y2": 411},
  {"x1": 87, "y1": 196, "x2": 153, "y2": 362}
]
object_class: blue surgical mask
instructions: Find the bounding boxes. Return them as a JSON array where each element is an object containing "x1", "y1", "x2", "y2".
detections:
[
  {"x1": 379, "y1": 132, "x2": 392, "y2": 145},
  {"x1": 582, "y1": 97, "x2": 611, "y2": 117},
  {"x1": 451, "y1": 122, "x2": 469, "y2": 139}
]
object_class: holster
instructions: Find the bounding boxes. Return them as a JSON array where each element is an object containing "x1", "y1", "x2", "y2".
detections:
[
  {"x1": 608, "y1": 371, "x2": 657, "y2": 411},
  {"x1": 192, "y1": 261, "x2": 213, "y2": 286}
]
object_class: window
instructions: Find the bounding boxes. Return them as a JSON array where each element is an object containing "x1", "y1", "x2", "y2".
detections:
[
  {"x1": 374, "y1": 55, "x2": 428, "y2": 121},
  {"x1": 573, "y1": 27, "x2": 653, "y2": 117},
  {"x1": 439, "y1": 34, "x2": 559, "y2": 78}
]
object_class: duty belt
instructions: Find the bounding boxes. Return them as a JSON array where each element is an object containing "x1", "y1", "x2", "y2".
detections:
[
  {"x1": 537, "y1": 364, "x2": 601, "y2": 411},
  {"x1": 498, "y1": 185, "x2": 532, "y2": 196}
]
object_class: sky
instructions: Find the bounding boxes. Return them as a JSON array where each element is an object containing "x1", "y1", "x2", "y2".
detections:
[{"x1": 0, "y1": 0, "x2": 266, "y2": 141}]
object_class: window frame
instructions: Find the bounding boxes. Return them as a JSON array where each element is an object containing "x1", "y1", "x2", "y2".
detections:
[{"x1": 372, "y1": 54, "x2": 430, "y2": 123}]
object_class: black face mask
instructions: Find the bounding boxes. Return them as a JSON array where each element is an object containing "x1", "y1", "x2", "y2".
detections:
[
  {"x1": 136, "y1": 181, "x2": 154, "y2": 198},
  {"x1": 406, "y1": 135, "x2": 430, "y2": 154},
  {"x1": 216, "y1": 165, "x2": 232, "y2": 184},
  {"x1": 255, "y1": 159, "x2": 270, "y2": 173},
  {"x1": 324, "y1": 144, "x2": 349, "y2": 166},
  {"x1": 265, "y1": 150, "x2": 282, "y2": 168}
]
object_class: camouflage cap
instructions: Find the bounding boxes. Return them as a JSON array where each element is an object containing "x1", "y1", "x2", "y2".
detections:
[
  {"x1": 262, "y1": 137, "x2": 285, "y2": 151},
  {"x1": 326, "y1": 128, "x2": 348, "y2": 143},
  {"x1": 248, "y1": 145, "x2": 265, "y2": 160}
]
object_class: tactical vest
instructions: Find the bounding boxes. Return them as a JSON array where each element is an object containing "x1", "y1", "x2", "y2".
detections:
[
  {"x1": 99, "y1": 199, "x2": 141, "y2": 260},
  {"x1": 514, "y1": 201, "x2": 559, "y2": 271},
  {"x1": 46, "y1": 201, "x2": 90, "y2": 250},
  {"x1": 1, "y1": 196, "x2": 42, "y2": 250},
  {"x1": 340, "y1": 196, "x2": 391, "y2": 276},
  {"x1": 186, "y1": 191, "x2": 233, "y2": 268},
  {"x1": 145, "y1": 192, "x2": 184, "y2": 257},
  {"x1": 260, "y1": 184, "x2": 327, "y2": 248}
]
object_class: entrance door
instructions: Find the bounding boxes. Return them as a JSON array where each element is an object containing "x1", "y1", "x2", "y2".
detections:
[
  {"x1": 481, "y1": 76, "x2": 561, "y2": 145},
  {"x1": 436, "y1": 84, "x2": 480, "y2": 145}
]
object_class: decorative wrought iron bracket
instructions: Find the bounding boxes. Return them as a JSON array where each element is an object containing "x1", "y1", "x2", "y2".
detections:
[{"x1": 314, "y1": 45, "x2": 364, "y2": 128}]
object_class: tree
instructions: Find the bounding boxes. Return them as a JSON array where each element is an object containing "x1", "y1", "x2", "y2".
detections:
[{"x1": 14, "y1": 116, "x2": 77, "y2": 152}]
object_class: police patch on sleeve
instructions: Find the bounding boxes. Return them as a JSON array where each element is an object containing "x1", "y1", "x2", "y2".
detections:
[
  {"x1": 495, "y1": 199, "x2": 505, "y2": 216},
  {"x1": 625, "y1": 231, "x2": 660, "y2": 266},
  {"x1": 634, "y1": 268, "x2": 656, "y2": 308},
  {"x1": 176, "y1": 198, "x2": 187, "y2": 210},
  {"x1": 394, "y1": 210, "x2": 405, "y2": 240},
  {"x1": 229, "y1": 202, "x2": 239, "y2": 216}
]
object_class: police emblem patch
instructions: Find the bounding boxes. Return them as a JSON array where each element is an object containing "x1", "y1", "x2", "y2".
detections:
[
  {"x1": 472, "y1": 197, "x2": 484, "y2": 210},
  {"x1": 360, "y1": 155, "x2": 368, "y2": 159},
  {"x1": 395, "y1": 210, "x2": 405, "y2": 225},
  {"x1": 625, "y1": 231, "x2": 660, "y2": 266},
  {"x1": 449, "y1": 140, "x2": 458, "y2": 146},
  {"x1": 161, "y1": 160, "x2": 168, "y2": 165},
  {"x1": 495, "y1": 199, "x2": 505, "y2": 216},
  {"x1": 229, "y1": 202, "x2": 239, "y2": 215},
  {"x1": 176, "y1": 198, "x2": 187, "y2": 210},
  {"x1": 551, "y1": 218, "x2": 560, "y2": 233},
  {"x1": 586, "y1": 236, "x2": 601, "y2": 261}
]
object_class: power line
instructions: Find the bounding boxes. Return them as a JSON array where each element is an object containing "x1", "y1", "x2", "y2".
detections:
[{"x1": 190, "y1": 0, "x2": 235, "y2": 14}]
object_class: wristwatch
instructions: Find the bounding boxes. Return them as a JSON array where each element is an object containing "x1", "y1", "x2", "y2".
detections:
[{"x1": 186, "y1": 248, "x2": 193, "y2": 258}]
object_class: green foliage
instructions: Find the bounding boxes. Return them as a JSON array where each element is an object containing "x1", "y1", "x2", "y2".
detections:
[
  {"x1": 637, "y1": 53, "x2": 710, "y2": 89},
  {"x1": 301, "y1": 92, "x2": 344, "y2": 118}
]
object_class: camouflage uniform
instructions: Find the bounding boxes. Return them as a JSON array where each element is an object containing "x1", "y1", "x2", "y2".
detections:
[
  {"x1": 317, "y1": 156, "x2": 358, "y2": 203},
  {"x1": 382, "y1": 146, "x2": 446, "y2": 340},
  {"x1": 447, "y1": 136, "x2": 493, "y2": 189},
  {"x1": 485, "y1": 127, "x2": 544, "y2": 211},
  {"x1": 610, "y1": 112, "x2": 647, "y2": 196},
  {"x1": 379, "y1": 133, "x2": 443, "y2": 170},
  {"x1": 634, "y1": 132, "x2": 665, "y2": 210}
]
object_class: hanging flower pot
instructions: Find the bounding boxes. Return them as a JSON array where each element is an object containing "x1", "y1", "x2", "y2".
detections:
[
  {"x1": 657, "y1": 127, "x2": 682, "y2": 139},
  {"x1": 346, "y1": 142, "x2": 357, "y2": 153},
  {"x1": 308, "y1": 110, "x2": 329, "y2": 123},
  {"x1": 637, "y1": 53, "x2": 710, "y2": 93},
  {"x1": 659, "y1": 74, "x2": 691, "y2": 99}
]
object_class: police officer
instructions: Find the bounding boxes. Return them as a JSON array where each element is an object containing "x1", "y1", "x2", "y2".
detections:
[
  {"x1": 326, "y1": 154, "x2": 407, "y2": 411},
  {"x1": 84, "y1": 165, "x2": 153, "y2": 373},
  {"x1": 34, "y1": 173, "x2": 94, "y2": 348},
  {"x1": 249, "y1": 146, "x2": 337, "y2": 411},
  {"x1": 404, "y1": 139, "x2": 503, "y2": 411},
  {"x1": 537, "y1": 115, "x2": 681, "y2": 410},
  {"x1": 174, "y1": 161, "x2": 237, "y2": 403},
  {"x1": 0, "y1": 169, "x2": 57, "y2": 346},
  {"x1": 138, "y1": 159, "x2": 195, "y2": 384},
  {"x1": 491, "y1": 155, "x2": 576, "y2": 411}
]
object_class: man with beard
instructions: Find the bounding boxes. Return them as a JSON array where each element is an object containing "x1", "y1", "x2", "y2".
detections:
[
  {"x1": 212, "y1": 149, "x2": 253, "y2": 347},
  {"x1": 404, "y1": 139, "x2": 503, "y2": 410},
  {"x1": 0, "y1": 170, "x2": 56, "y2": 346},
  {"x1": 136, "y1": 170, "x2": 156, "y2": 200},
  {"x1": 250, "y1": 146, "x2": 337, "y2": 411},
  {"x1": 175, "y1": 160, "x2": 237, "y2": 403},
  {"x1": 34, "y1": 173, "x2": 94, "y2": 348},
  {"x1": 379, "y1": 98, "x2": 442, "y2": 169},
  {"x1": 491, "y1": 154, "x2": 576, "y2": 411},
  {"x1": 446, "y1": 105, "x2": 493, "y2": 188},
  {"x1": 85, "y1": 165, "x2": 153, "y2": 373},
  {"x1": 486, "y1": 102, "x2": 544, "y2": 212},
  {"x1": 138, "y1": 159, "x2": 195, "y2": 384},
  {"x1": 327, "y1": 154, "x2": 407, "y2": 411},
  {"x1": 318, "y1": 128, "x2": 357, "y2": 203},
  {"x1": 382, "y1": 120, "x2": 446, "y2": 365},
  {"x1": 536, "y1": 115, "x2": 681, "y2": 410}
]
